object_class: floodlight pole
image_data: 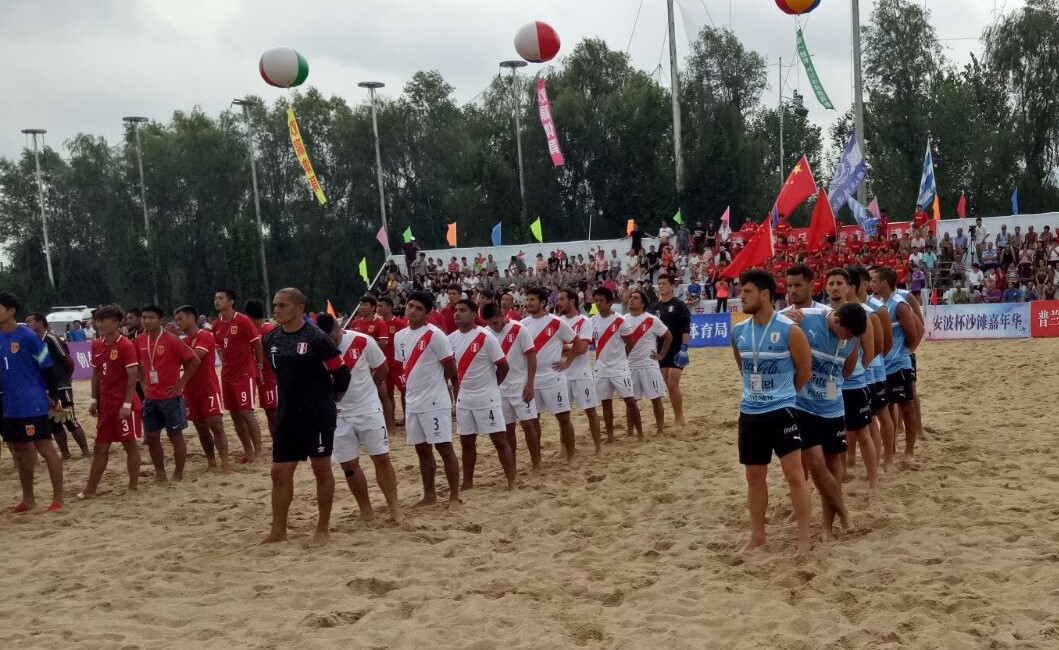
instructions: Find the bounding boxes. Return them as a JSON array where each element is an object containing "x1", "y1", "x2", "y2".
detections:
[
  {"x1": 359, "y1": 81, "x2": 390, "y2": 255},
  {"x1": 232, "y1": 98, "x2": 271, "y2": 311}
]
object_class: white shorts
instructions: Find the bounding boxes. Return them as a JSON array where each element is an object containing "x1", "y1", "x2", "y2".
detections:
[
  {"x1": 631, "y1": 365, "x2": 666, "y2": 400},
  {"x1": 534, "y1": 376, "x2": 571, "y2": 415},
  {"x1": 501, "y1": 395, "x2": 539, "y2": 425},
  {"x1": 596, "y1": 374, "x2": 634, "y2": 401},
  {"x1": 567, "y1": 378, "x2": 600, "y2": 410},
  {"x1": 455, "y1": 402, "x2": 506, "y2": 436},
  {"x1": 406, "y1": 408, "x2": 453, "y2": 446},
  {"x1": 332, "y1": 410, "x2": 389, "y2": 463}
]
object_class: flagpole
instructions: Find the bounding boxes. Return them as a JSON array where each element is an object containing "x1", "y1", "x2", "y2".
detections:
[
  {"x1": 851, "y1": 0, "x2": 867, "y2": 203},
  {"x1": 666, "y1": 0, "x2": 685, "y2": 197}
]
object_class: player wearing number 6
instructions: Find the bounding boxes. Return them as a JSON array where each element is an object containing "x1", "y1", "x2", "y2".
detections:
[
  {"x1": 589, "y1": 287, "x2": 643, "y2": 442},
  {"x1": 395, "y1": 290, "x2": 462, "y2": 508},
  {"x1": 624, "y1": 290, "x2": 674, "y2": 437},
  {"x1": 448, "y1": 300, "x2": 515, "y2": 491}
]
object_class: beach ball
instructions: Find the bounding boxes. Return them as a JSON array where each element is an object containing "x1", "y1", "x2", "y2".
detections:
[
  {"x1": 514, "y1": 21, "x2": 561, "y2": 63},
  {"x1": 775, "y1": 0, "x2": 821, "y2": 15},
  {"x1": 259, "y1": 47, "x2": 309, "y2": 88}
]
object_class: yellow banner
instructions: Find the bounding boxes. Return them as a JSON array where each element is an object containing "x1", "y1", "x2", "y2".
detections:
[{"x1": 286, "y1": 107, "x2": 327, "y2": 205}]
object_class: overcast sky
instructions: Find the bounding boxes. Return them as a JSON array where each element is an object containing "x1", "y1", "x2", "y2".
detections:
[{"x1": 1, "y1": 0, "x2": 1020, "y2": 161}]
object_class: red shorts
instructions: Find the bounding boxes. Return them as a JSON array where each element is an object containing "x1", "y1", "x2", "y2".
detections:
[
  {"x1": 96, "y1": 409, "x2": 143, "y2": 444},
  {"x1": 221, "y1": 376, "x2": 256, "y2": 412},
  {"x1": 258, "y1": 383, "x2": 278, "y2": 410},
  {"x1": 185, "y1": 390, "x2": 223, "y2": 422},
  {"x1": 386, "y1": 360, "x2": 406, "y2": 393}
]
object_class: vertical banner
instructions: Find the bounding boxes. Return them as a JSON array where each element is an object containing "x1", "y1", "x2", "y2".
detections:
[
  {"x1": 287, "y1": 107, "x2": 327, "y2": 205},
  {"x1": 828, "y1": 133, "x2": 867, "y2": 215},
  {"x1": 536, "y1": 79, "x2": 565, "y2": 167},
  {"x1": 796, "y1": 29, "x2": 834, "y2": 110}
]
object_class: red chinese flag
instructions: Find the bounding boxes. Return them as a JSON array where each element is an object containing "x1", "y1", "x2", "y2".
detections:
[
  {"x1": 775, "y1": 155, "x2": 818, "y2": 220},
  {"x1": 722, "y1": 219, "x2": 774, "y2": 279},
  {"x1": 805, "y1": 189, "x2": 836, "y2": 253},
  {"x1": 957, "y1": 191, "x2": 967, "y2": 218}
]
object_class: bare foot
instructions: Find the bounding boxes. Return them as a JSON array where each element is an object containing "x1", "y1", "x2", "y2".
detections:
[
  {"x1": 260, "y1": 532, "x2": 288, "y2": 544},
  {"x1": 388, "y1": 506, "x2": 404, "y2": 525},
  {"x1": 460, "y1": 482, "x2": 474, "y2": 491},
  {"x1": 902, "y1": 453, "x2": 914, "y2": 464},
  {"x1": 358, "y1": 509, "x2": 376, "y2": 522},
  {"x1": 154, "y1": 475, "x2": 169, "y2": 485},
  {"x1": 446, "y1": 498, "x2": 462, "y2": 511},
  {"x1": 741, "y1": 537, "x2": 766, "y2": 553},
  {"x1": 566, "y1": 455, "x2": 580, "y2": 470},
  {"x1": 220, "y1": 463, "x2": 232, "y2": 473},
  {"x1": 309, "y1": 529, "x2": 329, "y2": 547},
  {"x1": 674, "y1": 418, "x2": 686, "y2": 428},
  {"x1": 821, "y1": 528, "x2": 835, "y2": 544},
  {"x1": 413, "y1": 496, "x2": 437, "y2": 508},
  {"x1": 637, "y1": 434, "x2": 645, "y2": 442},
  {"x1": 795, "y1": 540, "x2": 813, "y2": 556},
  {"x1": 172, "y1": 472, "x2": 183, "y2": 482},
  {"x1": 604, "y1": 436, "x2": 615, "y2": 444},
  {"x1": 594, "y1": 445, "x2": 603, "y2": 456},
  {"x1": 507, "y1": 478, "x2": 516, "y2": 491},
  {"x1": 838, "y1": 512, "x2": 851, "y2": 535}
]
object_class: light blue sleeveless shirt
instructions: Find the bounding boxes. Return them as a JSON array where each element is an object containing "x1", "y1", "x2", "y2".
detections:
[
  {"x1": 733, "y1": 313, "x2": 798, "y2": 415},
  {"x1": 865, "y1": 297, "x2": 887, "y2": 383},
  {"x1": 794, "y1": 309, "x2": 857, "y2": 418},
  {"x1": 884, "y1": 294, "x2": 914, "y2": 373}
]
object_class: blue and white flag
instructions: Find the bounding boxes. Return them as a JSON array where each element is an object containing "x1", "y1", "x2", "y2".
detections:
[
  {"x1": 828, "y1": 133, "x2": 867, "y2": 215},
  {"x1": 491, "y1": 222, "x2": 502, "y2": 247},
  {"x1": 917, "y1": 139, "x2": 936, "y2": 210},
  {"x1": 1011, "y1": 188, "x2": 1019, "y2": 216},
  {"x1": 848, "y1": 196, "x2": 880, "y2": 237}
]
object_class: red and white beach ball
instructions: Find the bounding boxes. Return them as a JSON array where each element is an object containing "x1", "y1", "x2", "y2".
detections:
[
  {"x1": 259, "y1": 47, "x2": 309, "y2": 88},
  {"x1": 514, "y1": 21, "x2": 561, "y2": 63}
]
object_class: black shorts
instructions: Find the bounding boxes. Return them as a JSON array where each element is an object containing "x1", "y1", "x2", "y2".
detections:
[
  {"x1": 872, "y1": 381, "x2": 889, "y2": 412},
  {"x1": 910, "y1": 354, "x2": 918, "y2": 381},
  {"x1": 1, "y1": 416, "x2": 53, "y2": 444},
  {"x1": 658, "y1": 346, "x2": 681, "y2": 369},
  {"x1": 887, "y1": 370, "x2": 914, "y2": 404},
  {"x1": 842, "y1": 387, "x2": 873, "y2": 431},
  {"x1": 796, "y1": 410, "x2": 847, "y2": 456},
  {"x1": 143, "y1": 397, "x2": 188, "y2": 434},
  {"x1": 55, "y1": 387, "x2": 75, "y2": 409},
  {"x1": 738, "y1": 407, "x2": 802, "y2": 465},
  {"x1": 273, "y1": 408, "x2": 337, "y2": 463}
]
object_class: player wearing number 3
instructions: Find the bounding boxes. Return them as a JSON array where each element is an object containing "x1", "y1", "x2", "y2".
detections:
[
  {"x1": 395, "y1": 290, "x2": 461, "y2": 508},
  {"x1": 589, "y1": 287, "x2": 643, "y2": 442}
]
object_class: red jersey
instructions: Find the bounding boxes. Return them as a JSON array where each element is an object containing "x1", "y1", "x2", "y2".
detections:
[
  {"x1": 257, "y1": 321, "x2": 277, "y2": 386},
  {"x1": 350, "y1": 316, "x2": 387, "y2": 343},
  {"x1": 428, "y1": 310, "x2": 446, "y2": 331},
  {"x1": 439, "y1": 305, "x2": 457, "y2": 334},
  {"x1": 135, "y1": 331, "x2": 195, "y2": 401},
  {"x1": 182, "y1": 329, "x2": 221, "y2": 396},
  {"x1": 505, "y1": 310, "x2": 522, "y2": 322},
  {"x1": 379, "y1": 316, "x2": 407, "y2": 361},
  {"x1": 91, "y1": 336, "x2": 142, "y2": 414},
  {"x1": 213, "y1": 311, "x2": 260, "y2": 381}
]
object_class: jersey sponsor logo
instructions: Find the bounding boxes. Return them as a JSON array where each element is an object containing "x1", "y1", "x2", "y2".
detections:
[
  {"x1": 296, "y1": 342, "x2": 308, "y2": 355},
  {"x1": 110, "y1": 349, "x2": 119, "y2": 360}
]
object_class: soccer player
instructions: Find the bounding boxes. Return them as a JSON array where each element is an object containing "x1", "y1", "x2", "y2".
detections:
[
  {"x1": 730, "y1": 271, "x2": 812, "y2": 555},
  {"x1": 174, "y1": 305, "x2": 231, "y2": 472},
  {"x1": 500, "y1": 292, "x2": 522, "y2": 322},
  {"x1": 785, "y1": 264, "x2": 827, "y2": 309},
  {"x1": 625, "y1": 290, "x2": 674, "y2": 437},
  {"x1": 557, "y1": 289, "x2": 602, "y2": 453},
  {"x1": 590, "y1": 287, "x2": 643, "y2": 442},
  {"x1": 213, "y1": 289, "x2": 264, "y2": 463},
  {"x1": 261, "y1": 289, "x2": 351, "y2": 546},
  {"x1": 0, "y1": 293, "x2": 64, "y2": 512},
  {"x1": 449, "y1": 300, "x2": 515, "y2": 490},
  {"x1": 872, "y1": 267, "x2": 922, "y2": 461},
  {"x1": 25, "y1": 312, "x2": 92, "y2": 459},
  {"x1": 81, "y1": 304, "x2": 142, "y2": 499},
  {"x1": 376, "y1": 296, "x2": 407, "y2": 429},
  {"x1": 395, "y1": 290, "x2": 461, "y2": 507},
  {"x1": 522, "y1": 287, "x2": 580, "y2": 465},
  {"x1": 244, "y1": 299, "x2": 278, "y2": 438},
  {"x1": 837, "y1": 267, "x2": 884, "y2": 484},
  {"x1": 649, "y1": 274, "x2": 690, "y2": 427},
  {"x1": 483, "y1": 303, "x2": 542, "y2": 474},
  {"x1": 349, "y1": 294, "x2": 389, "y2": 347},
  {"x1": 135, "y1": 305, "x2": 200, "y2": 483},
  {"x1": 860, "y1": 270, "x2": 896, "y2": 471},
  {"x1": 317, "y1": 313, "x2": 402, "y2": 525}
]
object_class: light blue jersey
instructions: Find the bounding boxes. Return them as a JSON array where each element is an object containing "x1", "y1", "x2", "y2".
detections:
[
  {"x1": 794, "y1": 309, "x2": 857, "y2": 418},
  {"x1": 865, "y1": 297, "x2": 887, "y2": 383},
  {"x1": 883, "y1": 293, "x2": 914, "y2": 374},
  {"x1": 841, "y1": 303, "x2": 873, "y2": 390},
  {"x1": 733, "y1": 313, "x2": 798, "y2": 415}
]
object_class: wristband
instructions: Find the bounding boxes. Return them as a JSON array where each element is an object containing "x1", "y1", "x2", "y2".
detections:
[{"x1": 122, "y1": 402, "x2": 132, "y2": 410}]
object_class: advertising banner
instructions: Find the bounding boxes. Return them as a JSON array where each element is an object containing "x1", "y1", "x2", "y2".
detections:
[
  {"x1": 688, "y1": 313, "x2": 731, "y2": 348},
  {"x1": 924, "y1": 303, "x2": 1031, "y2": 341},
  {"x1": 1030, "y1": 300, "x2": 1059, "y2": 338}
]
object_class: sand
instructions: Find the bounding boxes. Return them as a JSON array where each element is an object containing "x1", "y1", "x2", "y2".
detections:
[{"x1": 2, "y1": 339, "x2": 1059, "y2": 649}]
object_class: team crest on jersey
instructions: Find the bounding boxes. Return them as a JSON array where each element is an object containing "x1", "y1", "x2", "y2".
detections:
[
  {"x1": 350, "y1": 348, "x2": 361, "y2": 361},
  {"x1": 297, "y1": 342, "x2": 308, "y2": 355},
  {"x1": 110, "y1": 349, "x2": 119, "y2": 360},
  {"x1": 368, "y1": 326, "x2": 375, "y2": 332},
  {"x1": 25, "y1": 424, "x2": 35, "y2": 437},
  {"x1": 417, "y1": 340, "x2": 427, "y2": 351},
  {"x1": 471, "y1": 342, "x2": 480, "y2": 353},
  {"x1": 9, "y1": 342, "x2": 18, "y2": 353},
  {"x1": 230, "y1": 326, "x2": 238, "y2": 335},
  {"x1": 770, "y1": 332, "x2": 780, "y2": 344},
  {"x1": 157, "y1": 345, "x2": 165, "y2": 356}
]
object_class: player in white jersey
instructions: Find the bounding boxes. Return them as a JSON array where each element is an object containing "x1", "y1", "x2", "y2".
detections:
[
  {"x1": 557, "y1": 289, "x2": 603, "y2": 454},
  {"x1": 483, "y1": 303, "x2": 543, "y2": 474},
  {"x1": 589, "y1": 287, "x2": 643, "y2": 442},
  {"x1": 625, "y1": 289, "x2": 673, "y2": 436},
  {"x1": 317, "y1": 314, "x2": 402, "y2": 524},
  {"x1": 448, "y1": 300, "x2": 516, "y2": 490},
  {"x1": 394, "y1": 291, "x2": 461, "y2": 508},
  {"x1": 521, "y1": 288, "x2": 581, "y2": 465}
]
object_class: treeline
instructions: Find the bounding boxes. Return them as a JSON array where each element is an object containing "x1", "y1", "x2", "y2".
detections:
[{"x1": 1, "y1": 0, "x2": 1056, "y2": 312}]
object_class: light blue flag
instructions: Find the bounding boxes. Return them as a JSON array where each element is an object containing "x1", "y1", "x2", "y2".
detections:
[
  {"x1": 848, "y1": 196, "x2": 880, "y2": 237},
  {"x1": 828, "y1": 132, "x2": 867, "y2": 215},
  {"x1": 917, "y1": 139, "x2": 936, "y2": 210},
  {"x1": 491, "y1": 222, "x2": 502, "y2": 247}
]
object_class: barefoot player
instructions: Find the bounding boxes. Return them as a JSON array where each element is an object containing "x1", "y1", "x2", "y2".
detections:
[
  {"x1": 261, "y1": 289, "x2": 350, "y2": 546},
  {"x1": 377, "y1": 296, "x2": 407, "y2": 429},
  {"x1": 449, "y1": 300, "x2": 515, "y2": 490},
  {"x1": 730, "y1": 271, "x2": 813, "y2": 555},
  {"x1": 483, "y1": 303, "x2": 542, "y2": 473},
  {"x1": 625, "y1": 290, "x2": 673, "y2": 437},
  {"x1": 589, "y1": 287, "x2": 643, "y2": 442},
  {"x1": 872, "y1": 267, "x2": 922, "y2": 461},
  {"x1": 395, "y1": 290, "x2": 461, "y2": 508},
  {"x1": 245, "y1": 299, "x2": 277, "y2": 439},
  {"x1": 213, "y1": 289, "x2": 264, "y2": 463},
  {"x1": 175, "y1": 305, "x2": 230, "y2": 472},
  {"x1": 557, "y1": 289, "x2": 603, "y2": 453}
]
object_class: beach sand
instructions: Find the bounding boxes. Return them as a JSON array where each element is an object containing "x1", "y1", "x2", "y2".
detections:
[{"x1": 2, "y1": 339, "x2": 1058, "y2": 649}]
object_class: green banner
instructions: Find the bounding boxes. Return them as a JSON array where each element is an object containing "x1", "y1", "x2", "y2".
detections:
[{"x1": 796, "y1": 29, "x2": 834, "y2": 110}]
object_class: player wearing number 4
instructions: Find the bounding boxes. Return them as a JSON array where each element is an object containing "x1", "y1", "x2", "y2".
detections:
[
  {"x1": 395, "y1": 291, "x2": 462, "y2": 508},
  {"x1": 449, "y1": 300, "x2": 515, "y2": 490},
  {"x1": 483, "y1": 303, "x2": 542, "y2": 474},
  {"x1": 589, "y1": 287, "x2": 644, "y2": 442},
  {"x1": 557, "y1": 289, "x2": 603, "y2": 454},
  {"x1": 175, "y1": 305, "x2": 231, "y2": 472},
  {"x1": 625, "y1": 290, "x2": 673, "y2": 437}
]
